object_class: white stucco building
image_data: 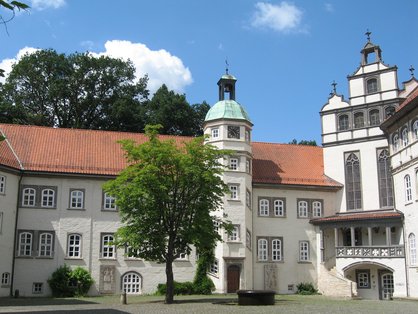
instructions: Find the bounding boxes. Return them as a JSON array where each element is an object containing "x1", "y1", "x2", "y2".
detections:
[{"x1": 0, "y1": 35, "x2": 417, "y2": 300}]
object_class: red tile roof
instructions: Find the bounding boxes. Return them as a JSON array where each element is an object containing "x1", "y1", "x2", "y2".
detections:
[
  {"x1": 0, "y1": 124, "x2": 341, "y2": 188},
  {"x1": 310, "y1": 210, "x2": 403, "y2": 225},
  {"x1": 252, "y1": 142, "x2": 342, "y2": 188},
  {"x1": 396, "y1": 85, "x2": 418, "y2": 112}
]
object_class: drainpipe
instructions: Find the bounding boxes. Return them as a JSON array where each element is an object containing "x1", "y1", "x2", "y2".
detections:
[{"x1": 10, "y1": 173, "x2": 23, "y2": 297}]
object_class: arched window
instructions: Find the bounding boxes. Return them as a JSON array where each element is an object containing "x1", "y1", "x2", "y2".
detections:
[
  {"x1": 312, "y1": 201, "x2": 322, "y2": 217},
  {"x1": 401, "y1": 127, "x2": 409, "y2": 147},
  {"x1": 259, "y1": 199, "x2": 269, "y2": 216},
  {"x1": 70, "y1": 190, "x2": 84, "y2": 209},
  {"x1": 338, "y1": 114, "x2": 349, "y2": 131},
  {"x1": 377, "y1": 149, "x2": 393, "y2": 207},
  {"x1": 41, "y1": 189, "x2": 55, "y2": 208},
  {"x1": 22, "y1": 188, "x2": 36, "y2": 206},
  {"x1": 257, "y1": 239, "x2": 268, "y2": 261},
  {"x1": 413, "y1": 120, "x2": 418, "y2": 139},
  {"x1": 274, "y1": 199, "x2": 284, "y2": 217},
  {"x1": 67, "y1": 234, "x2": 82, "y2": 258},
  {"x1": 405, "y1": 174, "x2": 412, "y2": 202},
  {"x1": 392, "y1": 133, "x2": 399, "y2": 152},
  {"x1": 354, "y1": 112, "x2": 364, "y2": 128},
  {"x1": 39, "y1": 232, "x2": 53, "y2": 257},
  {"x1": 409, "y1": 233, "x2": 416, "y2": 266},
  {"x1": 366, "y1": 78, "x2": 378, "y2": 94},
  {"x1": 122, "y1": 272, "x2": 142, "y2": 294},
  {"x1": 345, "y1": 153, "x2": 362, "y2": 210},
  {"x1": 298, "y1": 201, "x2": 308, "y2": 218},
  {"x1": 271, "y1": 239, "x2": 282, "y2": 261},
  {"x1": 369, "y1": 109, "x2": 380, "y2": 126},
  {"x1": 19, "y1": 232, "x2": 32, "y2": 256}
]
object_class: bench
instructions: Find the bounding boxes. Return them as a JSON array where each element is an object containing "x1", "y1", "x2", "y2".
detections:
[{"x1": 237, "y1": 289, "x2": 276, "y2": 305}]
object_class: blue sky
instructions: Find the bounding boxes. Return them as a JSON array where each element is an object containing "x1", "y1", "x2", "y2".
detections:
[{"x1": 1, "y1": 0, "x2": 418, "y2": 144}]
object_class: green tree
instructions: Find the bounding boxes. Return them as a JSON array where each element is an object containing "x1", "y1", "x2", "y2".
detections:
[
  {"x1": 146, "y1": 85, "x2": 209, "y2": 136},
  {"x1": 2, "y1": 49, "x2": 149, "y2": 130},
  {"x1": 103, "y1": 125, "x2": 231, "y2": 304},
  {"x1": 0, "y1": 1, "x2": 29, "y2": 28}
]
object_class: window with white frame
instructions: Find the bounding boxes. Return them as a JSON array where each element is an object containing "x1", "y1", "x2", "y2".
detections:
[
  {"x1": 405, "y1": 174, "x2": 412, "y2": 203},
  {"x1": 122, "y1": 272, "x2": 141, "y2": 294},
  {"x1": 228, "y1": 225, "x2": 240, "y2": 242},
  {"x1": 209, "y1": 259, "x2": 219, "y2": 275},
  {"x1": 409, "y1": 233, "x2": 417, "y2": 266},
  {"x1": 67, "y1": 234, "x2": 82, "y2": 258},
  {"x1": 32, "y1": 282, "x2": 43, "y2": 294},
  {"x1": 299, "y1": 241, "x2": 310, "y2": 262},
  {"x1": 402, "y1": 127, "x2": 409, "y2": 147},
  {"x1": 259, "y1": 199, "x2": 269, "y2": 216},
  {"x1": 22, "y1": 188, "x2": 36, "y2": 207},
  {"x1": 211, "y1": 128, "x2": 219, "y2": 139},
  {"x1": 377, "y1": 149, "x2": 394, "y2": 208},
  {"x1": 229, "y1": 158, "x2": 239, "y2": 170},
  {"x1": 312, "y1": 201, "x2": 322, "y2": 217},
  {"x1": 101, "y1": 234, "x2": 115, "y2": 259},
  {"x1": 257, "y1": 238, "x2": 268, "y2": 261},
  {"x1": 103, "y1": 192, "x2": 116, "y2": 211},
  {"x1": 229, "y1": 185, "x2": 239, "y2": 200},
  {"x1": 257, "y1": 237, "x2": 283, "y2": 262},
  {"x1": 393, "y1": 134, "x2": 399, "y2": 151},
  {"x1": 298, "y1": 201, "x2": 308, "y2": 218},
  {"x1": 41, "y1": 189, "x2": 55, "y2": 208},
  {"x1": 19, "y1": 231, "x2": 32, "y2": 256},
  {"x1": 413, "y1": 120, "x2": 418, "y2": 139},
  {"x1": 356, "y1": 270, "x2": 370, "y2": 289},
  {"x1": 1, "y1": 272, "x2": 10, "y2": 286},
  {"x1": 213, "y1": 220, "x2": 220, "y2": 234},
  {"x1": 38, "y1": 232, "x2": 53, "y2": 257},
  {"x1": 274, "y1": 199, "x2": 284, "y2": 217},
  {"x1": 70, "y1": 189, "x2": 84, "y2": 209},
  {"x1": 124, "y1": 245, "x2": 140, "y2": 259},
  {"x1": 0, "y1": 175, "x2": 5, "y2": 194},
  {"x1": 345, "y1": 152, "x2": 362, "y2": 210},
  {"x1": 271, "y1": 239, "x2": 282, "y2": 261}
]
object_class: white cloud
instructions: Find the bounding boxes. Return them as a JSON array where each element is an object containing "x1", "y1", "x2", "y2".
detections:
[
  {"x1": 324, "y1": 3, "x2": 334, "y2": 12},
  {"x1": 251, "y1": 1, "x2": 303, "y2": 33},
  {"x1": 31, "y1": 0, "x2": 66, "y2": 10},
  {"x1": 0, "y1": 47, "x2": 39, "y2": 83},
  {"x1": 91, "y1": 40, "x2": 193, "y2": 94}
]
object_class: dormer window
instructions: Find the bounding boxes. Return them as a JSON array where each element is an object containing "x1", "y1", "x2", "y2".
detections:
[
  {"x1": 366, "y1": 78, "x2": 378, "y2": 94},
  {"x1": 227, "y1": 126, "x2": 240, "y2": 139}
]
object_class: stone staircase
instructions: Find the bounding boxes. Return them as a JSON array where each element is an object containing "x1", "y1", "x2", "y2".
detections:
[{"x1": 318, "y1": 265, "x2": 357, "y2": 298}]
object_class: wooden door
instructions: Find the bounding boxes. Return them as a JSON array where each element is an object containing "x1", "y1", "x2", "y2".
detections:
[{"x1": 227, "y1": 265, "x2": 240, "y2": 293}]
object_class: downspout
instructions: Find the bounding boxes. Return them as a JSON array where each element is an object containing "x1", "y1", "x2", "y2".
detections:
[{"x1": 10, "y1": 173, "x2": 23, "y2": 297}]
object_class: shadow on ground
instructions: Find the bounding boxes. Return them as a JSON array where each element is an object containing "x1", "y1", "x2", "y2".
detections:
[{"x1": 0, "y1": 297, "x2": 97, "y2": 307}]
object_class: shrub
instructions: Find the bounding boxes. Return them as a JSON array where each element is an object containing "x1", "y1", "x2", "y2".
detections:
[
  {"x1": 48, "y1": 265, "x2": 94, "y2": 297},
  {"x1": 296, "y1": 282, "x2": 318, "y2": 295},
  {"x1": 156, "y1": 281, "x2": 194, "y2": 295}
]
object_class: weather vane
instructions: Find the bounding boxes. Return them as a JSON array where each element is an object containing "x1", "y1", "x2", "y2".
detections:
[
  {"x1": 331, "y1": 80, "x2": 337, "y2": 94},
  {"x1": 409, "y1": 65, "x2": 415, "y2": 77},
  {"x1": 225, "y1": 58, "x2": 229, "y2": 75},
  {"x1": 365, "y1": 29, "x2": 371, "y2": 42}
]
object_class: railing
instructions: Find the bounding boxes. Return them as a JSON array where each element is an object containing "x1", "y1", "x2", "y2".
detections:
[{"x1": 336, "y1": 246, "x2": 404, "y2": 258}]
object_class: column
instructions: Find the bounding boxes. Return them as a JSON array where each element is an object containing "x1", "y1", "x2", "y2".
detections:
[
  {"x1": 386, "y1": 226, "x2": 391, "y2": 246},
  {"x1": 368, "y1": 227, "x2": 372, "y2": 246},
  {"x1": 334, "y1": 228, "x2": 339, "y2": 247},
  {"x1": 350, "y1": 226, "x2": 355, "y2": 247}
]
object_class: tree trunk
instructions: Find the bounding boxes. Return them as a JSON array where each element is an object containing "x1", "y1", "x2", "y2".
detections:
[{"x1": 165, "y1": 259, "x2": 174, "y2": 304}]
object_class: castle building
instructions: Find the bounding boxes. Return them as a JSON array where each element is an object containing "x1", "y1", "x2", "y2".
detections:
[{"x1": 0, "y1": 36, "x2": 417, "y2": 299}]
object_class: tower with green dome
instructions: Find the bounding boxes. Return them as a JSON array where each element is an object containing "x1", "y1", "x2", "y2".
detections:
[{"x1": 204, "y1": 72, "x2": 254, "y2": 293}]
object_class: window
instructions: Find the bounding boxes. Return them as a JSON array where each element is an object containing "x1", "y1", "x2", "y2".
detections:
[
  {"x1": 257, "y1": 239, "x2": 268, "y2": 261},
  {"x1": 67, "y1": 234, "x2": 82, "y2": 258},
  {"x1": 101, "y1": 234, "x2": 115, "y2": 259},
  {"x1": 122, "y1": 272, "x2": 141, "y2": 294},
  {"x1": 393, "y1": 134, "x2": 399, "y2": 151},
  {"x1": 246, "y1": 159, "x2": 251, "y2": 174},
  {"x1": 345, "y1": 152, "x2": 362, "y2": 210},
  {"x1": 245, "y1": 129, "x2": 250, "y2": 142},
  {"x1": 1, "y1": 272, "x2": 10, "y2": 286},
  {"x1": 209, "y1": 259, "x2": 219, "y2": 275},
  {"x1": 274, "y1": 199, "x2": 284, "y2": 217},
  {"x1": 299, "y1": 241, "x2": 310, "y2": 262},
  {"x1": 70, "y1": 190, "x2": 84, "y2": 209},
  {"x1": 19, "y1": 232, "x2": 32, "y2": 256},
  {"x1": 271, "y1": 239, "x2": 282, "y2": 261},
  {"x1": 229, "y1": 185, "x2": 239, "y2": 200},
  {"x1": 103, "y1": 192, "x2": 116, "y2": 211},
  {"x1": 413, "y1": 120, "x2": 418, "y2": 139},
  {"x1": 377, "y1": 149, "x2": 394, "y2": 207},
  {"x1": 366, "y1": 78, "x2": 378, "y2": 94},
  {"x1": 246, "y1": 189, "x2": 251, "y2": 209},
  {"x1": 227, "y1": 125, "x2": 240, "y2": 139},
  {"x1": 211, "y1": 128, "x2": 219, "y2": 139},
  {"x1": 229, "y1": 158, "x2": 239, "y2": 170},
  {"x1": 385, "y1": 106, "x2": 395, "y2": 118},
  {"x1": 38, "y1": 232, "x2": 53, "y2": 257},
  {"x1": 356, "y1": 270, "x2": 370, "y2": 289},
  {"x1": 246, "y1": 229, "x2": 252, "y2": 250},
  {"x1": 22, "y1": 188, "x2": 36, "y2": 207},
  {"x1": 298, "y1": 201, "x2": 308, "y2": 218},
  {"x1": 409, "y1": 233, "x2": 417, "y2": 266},
  {"x1": 0, "y1": 175, "x2": 5, "y2": 194},
  {"x1": 32, "y1": 282, "x2": 43, "y2": 294},
  {"x1": 124, "y1": 245, "x2": 140, "y2": 259},
  {"x1": 401, "y1": 127, "x2": 409, "y2": 147},
  {"x1": 312, "y1": 201, "x2": 322, "y2": 217},
  {"x1": 338, "y1": 114, "x2": 349, "y2": 131},
  {"x1": 354, "y1": 112, "x2": 364, "y2": 128},
  {"x1": 259, "y1": 199, "x2": 269, "y2": 216},
  {"x1": 41, "y1": 189, "x2": 55, "y2": 208},
  {"x1": 213, "y1": 220, "x2": 220, "y2": 234},
  {"x1": 369, "y1": 109, "x2": 380, "y2": 126},
  {"x1": 228, "y1": 225, "x2": 240, "y2": 242},
  {"x1": 405, "y1": 174, "x2": 412, "y2": 203}
]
